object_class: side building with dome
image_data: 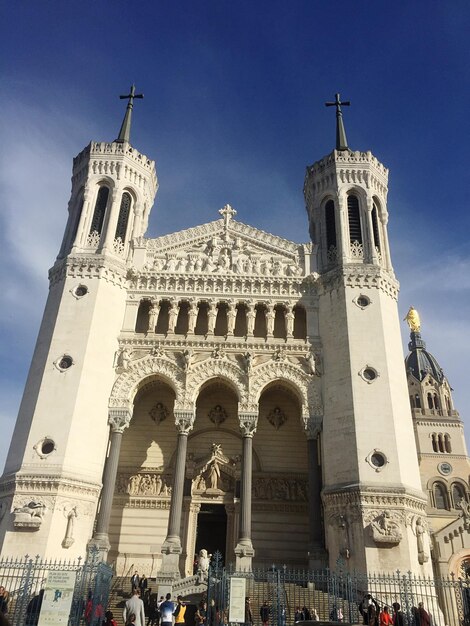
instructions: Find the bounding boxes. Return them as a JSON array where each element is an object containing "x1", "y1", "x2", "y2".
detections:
[{"x1": 405, "y1": 325, "x2": 470, "y2": 578}]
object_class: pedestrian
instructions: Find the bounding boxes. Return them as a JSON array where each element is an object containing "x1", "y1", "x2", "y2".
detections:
[
  {"x1": 337, "y1": 608, "x2": 343, "y2": 622},
  {"x1": 380, "y1": 606, "x2": 393, "y2": 626},
  {"x1": 25, "y1": 590, "x2": 44, "y2": 626},
  {"x1": 391, "y1": 603, "x2": 405, "y2": 626},
  {"x1": 260, "y1": 601, "x2": 270, "y2": 626},
  {"x1": 303, "y1": 606, "x2": 311, "y2": 621},
  {"x1": 104, "y1": 610, "x2": 118, "y2": 626},
  {"x1": 245, "y1": 598, "x2": 253, "y2": 626},
  {"x1": 139, "y1": 575, "x2": 148, "y2": 600},
  {"x1": 124, "y1": 589, "x2": 146, "y2": 626},
  {"x1": 195, "y1": 601, "x2": 207, "y2": 626},
  {"x1": 417, "y1": 603, "x2": 431, "y2": 626},
  {"x1": 174, "y1": 596, "x2": 187, "y2": 626},
  {"x1": 160, "y1": 593, "x2": 175, "y2": 626},
  {"x1": 0, "y1": 587, "x2": 8, "y2": 614},
  {"x1": 131, "y1": 571, "x2": 140, "y2": 593},
  {"x1": 311, "y1": 608, "x2": 319, "y2": 621},
  {"x1": 329, "y1": 605, "x2": 338, "y2": 621},
  {"x1": 294, "y1": 607, "x2": 304, "y2": 623}
]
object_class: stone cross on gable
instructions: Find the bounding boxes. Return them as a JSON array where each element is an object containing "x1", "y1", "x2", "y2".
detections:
[{"x1": 219, "y1": 204, "x2": 237, "y2": 229}]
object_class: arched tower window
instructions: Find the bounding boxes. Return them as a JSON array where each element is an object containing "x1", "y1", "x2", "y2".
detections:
[
  {"x1": 431, "y1": 434, "x2": 438, "y2": 452},
  {"x1": 115, "y1": 192, "x2": 132, "y2": 242},
  {"x1": 444, "y1": 434, "x2": 452, "y2": 453},
  {"x1": 372, "y1": 202, "x2": 381, "y2": 252},
  {"x1": 433, "y1": 394, "x2": 440, "y2": 410},
  {"x1": 415, "y1": 394, "x2": 421, "y2": 409},
  {"x1": 434, "y1": 482, "x2": 448, "y2": 510},
  {"x1": 89, "y1": 186, "x2": 109, "y2": 235},
  {"x1": 325, "y1": 200, "x2": 337, "y2": 251},
  {"x1": 438, "y1": 433, "x2": 445, "y2": 453},
  {"x1": 427, "y1": 393, "x2": 433, "y2": 409},
  {"x1": 452, "y1": 483, "x2": 465, "y2": 508},
  {"x1": 135, "y1": 300, "x2": 150, "y2": 333},
  {"x1": 347, "y1": 195, "x2": 362, "y2": 245}
]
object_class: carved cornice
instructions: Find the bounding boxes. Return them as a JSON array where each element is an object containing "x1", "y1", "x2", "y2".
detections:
[
  {"x1": 322, "y1": 484, "x2": 428, "y2": 518},
  {"x1": 109, "y1": 408, "x2": 132, "y2": 433},
  {"x1": 49, "y1": 254, "x2": 128, "y2": 288},
  {"x1": 119, "y1": 336, "x2": 311, "y2": 354},
  {"x1": 0, "y1": 472, "x2": 101, "y2": 499},
  {"x1": 317, "y1": 265, "x2": 398, "y2": 299}
]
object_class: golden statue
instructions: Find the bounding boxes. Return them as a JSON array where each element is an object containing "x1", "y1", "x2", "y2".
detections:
[{"x1": 404, "y1": 306, "x2": 421, "y2": 332}]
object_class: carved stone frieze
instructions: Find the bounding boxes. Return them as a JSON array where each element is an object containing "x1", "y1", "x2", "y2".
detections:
[
  {"x1": 252, "y1": 475, "x2": 308, "y2": 501},
  {"x1": 49, "y1": 254, "x2": 128, "y2": 289},
  {"x1": 117, "y1": 471, "x2": 172, "y2": 497},
  {"x1": 368, "y1": 511, "x2": 403, "y2": 545},
  {"x1": 12, "y1": 500, "x2": 47, "y2": 529},
  {"x1": 317, "y1": 266, "x2": 398, "y2": 300},
  {"x1": 0, "y1": 474, "x2": 101, "y2": 499}
]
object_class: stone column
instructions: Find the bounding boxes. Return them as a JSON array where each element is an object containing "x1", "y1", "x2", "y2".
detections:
[
  {"x1": 305, "y1": 416, "x2": 326, "y2": 569},
  {"x1": 88, "y1": 408, "x2": 131, "y2": 557},
  {"x1": 380, "y1": 212, "x2": 392, "y2": 271},
  {"x1": 366, "y1": 198, "x2": 379, "y2": 264},
  {"x1": 101, "y1": 188, "x2": 120, "y2": 253},
  {"x1": 235, "y1": 413, "x2": 257, "y2": 571},
  {"x1": 160, "y1": 409, "x2": 195, "y2": 579}
]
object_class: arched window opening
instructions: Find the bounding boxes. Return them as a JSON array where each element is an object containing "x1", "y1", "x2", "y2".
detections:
[
  {"x1": 156, "y1": 301, "x2": 170, "y2": 334},
  {"x1": 135, "y1": 300, "x2": 150, "y2": 333},
  {"x1": 89, "y1": 186, "x2": 109, "y2": 236},
  {"x1": 427, "y1": 393, "x2": 433, "y2": 410},
  {"x1": 410, "y1": 395, "x2": 415, "y2": 409},
  {"x1": 293, "y1": 305, "x2": 307, "y2": 340},
  {"x1": 444, "y1": 434, "x2": 452, "y2": 454},
  {"x1": 433, "y1": 394, "x2": 440, "y2": 410},
  {"x1": 175, "y1": 301, "x2": 189, "y2": 335},
  {"x1": 415, "y1": 394, "x2": 421, "y2": 409},
  {"x1": 347, "y1": 195, "x2": 362, "y2": 244},
  {"x1": 445, "y1": 396, "x2": 451, "y2": 413},
  {"x1": 68, "y1": 196, "x2": 84, "y2": 252},
  {"x1": 452, "y1": 483, "x2": 465, "y2": 508},
  {"x1": 372, "y1": 202, "x2": 381, "y2": 252},
  {"x1": 254, "y1": 304, "x2": 267, "y2": 338},
  {"x1": 434, "y1": 483, "x2": 447, "y2": 510},
  {"x1": 234, "y1": 303, "x2": 248, "y2": 337},
  {"x1": 115, "y1": 192, "x2": 132, "y2": 242},
  {"x1": 273, "y1": 305, "x2": 287, "y2": 339},
  {"x1": 438, "y1": 433, "x2": 445, "y2": 453},
  {"x1": 215, "y1": 302, "x2": 228, "y2": 336},
  {"x1": 325, "y1": 200, "x2": 337, "y2": 251},
  {"x1": 194, "y1": 302, "x2": 209, "y2": 336},
  {"x1": 431, "y1": 434, "x2": 438, "y2": 453}
]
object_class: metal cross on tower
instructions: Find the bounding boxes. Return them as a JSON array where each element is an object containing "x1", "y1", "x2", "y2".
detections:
[
  {"x1": 325, "y1": 93, "x2": 350, "y2": 151},
  {"x1": 115, "y1": 84, "x2": 144, "y2": 144}
]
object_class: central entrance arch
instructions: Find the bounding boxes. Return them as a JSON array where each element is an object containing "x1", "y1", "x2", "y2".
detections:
[{"x1": 196, "y1": 503, "x2": 228, "y2": 563}]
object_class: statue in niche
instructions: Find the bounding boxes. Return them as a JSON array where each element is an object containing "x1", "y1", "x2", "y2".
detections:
[
  {"x1": 188, "y1": 302, "x2": 198, "y2": 333},
  {"x1": 207, "y1": 305, "x2": 217, "y2": 334},
  {"x1": 148, "y1": 301, "x2": 159, "y2": 332},
  {"x1": 245, "y1": 256, "x2": 253, "y2": 274},
  {"x1": 166, "y1": 257, "x2": 177, "y2": 271},
  {"x1": 227, "y1": 305, "x2": 237, "y2": 334},
  {"x1": 415, "y1": 518, "x2": 429, "y2": 564},
  {"x1": 218, "y1": 250, "x2": 231, "y2": 271},
  {"x1": 285, "y1": 309, "x2": 295, "y2": 336},
  {"x1": 194, "y1": 475, "x2": 206, "y2": 492},
  {"x1": 208, "y1": 405, "x2": 227, "y2": 427},
  {"x1": 194, "y1": 257, "x2": 203, "y2": 271},
  {"x1": 266, "y1": 308, "x2": 275, "y2": 335},
  {"x1": 167, "y1": 301, "x2": 179, "y2": 333},
  {"x1": 62, "y1": 506, "x2": 77, "y2": 549},
  {"x1": 370, "y1": 511, "x2": 402, "y2": 545},
  {"x1": 253, "y1": 257, "x2": 261, "y2": 274},
  {"x1": 246, "y1": 307, "x2": 256, "y2": 335},
  {"x1": 205, "y1": 256, "x2": 216, "y2": 273}
]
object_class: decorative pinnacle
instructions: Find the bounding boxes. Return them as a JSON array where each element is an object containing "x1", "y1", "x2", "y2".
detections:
[
  {"x1": 115, "y1": 84, "x2": 144, "y2": 144},
  {"x1": 325, "y1": 93, "x2": 350, "y2": 151}
]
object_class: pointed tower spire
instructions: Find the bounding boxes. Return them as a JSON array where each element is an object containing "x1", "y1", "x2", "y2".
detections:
[
  {"x1": 115, "y1": 84, "x2": 144, "y2": 144},
  {"x1": 325, "y1": 93, "x2": 350, "y2": 151}
]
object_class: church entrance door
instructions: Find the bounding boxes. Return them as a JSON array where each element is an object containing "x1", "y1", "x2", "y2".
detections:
[{"x1": 196, "y1": 503, "x2": 227, "y2": 563}]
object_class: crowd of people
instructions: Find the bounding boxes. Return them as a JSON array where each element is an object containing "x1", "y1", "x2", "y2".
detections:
[{"x1": 359, "y1": 593, "x2": 433, "y2": 626}]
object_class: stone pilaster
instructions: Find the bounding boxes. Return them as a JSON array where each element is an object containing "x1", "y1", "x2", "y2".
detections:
[
  {"x1": 305, "y1": 416, "x2": 327, "y2": 569},
  {"x1": 235, "y1": 412, "x2": 257, "y2": 572},
  {"x1": 88, "y1": 407, "x2": 131, "y2": 557},
  {"x1": 160, "y1": 409, "x2": 195, "y2": 580}
]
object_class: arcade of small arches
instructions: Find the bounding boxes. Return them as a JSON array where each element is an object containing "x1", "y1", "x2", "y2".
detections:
[
  {"x1": 317, "y1": 192, "x2": 391, "y2": 269},
  {"x1": 430, "y1": 479, "x2": 469, "y2": 511},
  {"x1": 135, "y1": 298, "x2": 308, "y2": 340},
  {"x1": 409, "y1": 390, "x2": 453, "y2": 415},
  {"x1": 431, "y1": 432, "x2": 452, "y2": 454}
]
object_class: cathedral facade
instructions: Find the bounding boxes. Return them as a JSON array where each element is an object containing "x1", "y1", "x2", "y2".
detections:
[{"x1": 0, "y1": 100, "x2": 468, "y2": 580}]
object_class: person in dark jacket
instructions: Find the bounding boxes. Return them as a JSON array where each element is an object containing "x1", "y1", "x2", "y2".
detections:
[{"x1": 260, "y1": 601, "x2": 270, "y2": 626}]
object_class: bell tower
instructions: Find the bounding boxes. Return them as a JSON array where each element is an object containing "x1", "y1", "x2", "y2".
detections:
[
  {"x1": 0, "y1": 87, "x2": 157, "y2": 558},
  {"x1": 304, "y1": 95, "x2": 432, "y2": 574}
]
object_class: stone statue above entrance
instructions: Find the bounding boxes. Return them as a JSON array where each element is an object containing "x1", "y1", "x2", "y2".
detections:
[{"x1": 190, "y1": 443, "x2": 237, "y2": 497}]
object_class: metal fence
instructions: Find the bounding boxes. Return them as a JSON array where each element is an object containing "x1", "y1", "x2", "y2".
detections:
[
  {"x1": 0, "y1": 547, "x2": 113, "y2": 626},
  {"x1": 207, "y1": 553, "x2": 470, "y2": 626}
]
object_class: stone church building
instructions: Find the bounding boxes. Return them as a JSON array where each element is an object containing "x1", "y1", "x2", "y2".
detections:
[{"x1": 0, "y1": 93, "x2": 469, "y2": 580}]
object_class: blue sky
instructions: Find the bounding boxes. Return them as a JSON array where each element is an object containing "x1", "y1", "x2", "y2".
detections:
[{"x1": 1, "y1": 1, "x2": 469, "y2": 469}]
